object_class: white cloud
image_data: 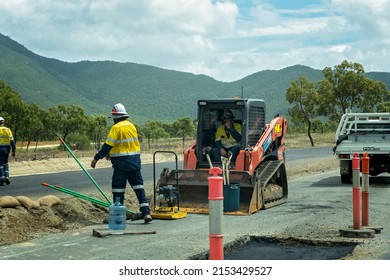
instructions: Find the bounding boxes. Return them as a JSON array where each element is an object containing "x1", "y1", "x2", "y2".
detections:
[{"x1": 0, "y1": 0, "x2": 389, "y2": 81}]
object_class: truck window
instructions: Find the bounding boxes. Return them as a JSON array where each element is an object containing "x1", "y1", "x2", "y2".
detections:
[{"x1": 356, "y1": 123, "x2": 390, "y2": 132}]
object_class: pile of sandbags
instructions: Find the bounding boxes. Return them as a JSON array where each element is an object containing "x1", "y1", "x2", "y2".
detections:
[{"x1": 0, "y1": 195, "x2": 61, "y2": 210}]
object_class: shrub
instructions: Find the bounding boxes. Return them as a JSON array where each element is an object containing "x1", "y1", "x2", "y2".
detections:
[{"x1": 65, "y1": 133, "x2": 91, "y2": 150}]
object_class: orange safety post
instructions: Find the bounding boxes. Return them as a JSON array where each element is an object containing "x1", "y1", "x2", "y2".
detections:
[
  {"x1": 361, "y1": 152, "x2": 370, "y2": 227},
  {"x1": 208, "y1": 167, "x2": 224, "y2": 260},
  {"x1": 352, "y1": 153, "x2": 361, "y2": 230}
]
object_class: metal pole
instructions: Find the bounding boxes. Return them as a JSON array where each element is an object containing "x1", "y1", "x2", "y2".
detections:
[
  {"x1": 352, "y1": 153, "x2": 361, "y2": 230},
  {"x1": 57, "y1": 135, "x2": 111, "y2": 204},
  {"x1": 208, "y1": 167, "x2": 224, "y2": 260},
  {"x1": 361, "y1": 152, "x2": 370, "y2": 227}
]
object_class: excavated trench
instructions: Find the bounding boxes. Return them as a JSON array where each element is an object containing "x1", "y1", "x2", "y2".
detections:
[{"x1": 191, "y1": 236, "x2": 358, "y2": 260}]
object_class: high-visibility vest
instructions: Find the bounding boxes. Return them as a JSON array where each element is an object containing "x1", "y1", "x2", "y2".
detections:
[
  {"x1": 215, "y1": 123, "x2": 242, "y2": 148},
  {"x1": 105, "y1": 120, "x2": 141, "y2": 157},
  {"x1": 0, "y1": 127, "x2": 14, "y2": 147}
]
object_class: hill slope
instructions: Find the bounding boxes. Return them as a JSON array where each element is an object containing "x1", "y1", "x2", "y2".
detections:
[{"x1": 1, "y1": 33, "x2": 389, "y2": 123}]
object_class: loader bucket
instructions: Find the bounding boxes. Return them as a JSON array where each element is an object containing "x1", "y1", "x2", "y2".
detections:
[{"x1": 155, "y1": 168, "x2": 263, "y2": 215}]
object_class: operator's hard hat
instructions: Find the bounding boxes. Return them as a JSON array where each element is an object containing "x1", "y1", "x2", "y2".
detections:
[
  {"x1": 0, "y1": 117, "x2": 4, "y2": 123},
  {"x1": 222, "y1": 110, "x2": 234, "y2": 120},
  {"x1": 110, "y1": 103, "x2": 129, "y2": 119}
]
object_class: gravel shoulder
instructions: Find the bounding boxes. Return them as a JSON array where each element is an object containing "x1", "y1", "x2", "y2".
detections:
[{"x1": 1, "y1": 152, "x2": 339, "y2": 246}]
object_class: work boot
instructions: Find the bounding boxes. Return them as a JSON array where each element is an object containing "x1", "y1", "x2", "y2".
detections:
[
  {"x1": 5, "y1": 177, "x2": 10, "y2": 185},
  {"x1": 127, "y1": 212, "x2": 143, "y2": 221},
  {"x1": 143, "y1": 214, "x2": 152, "y2": 224}
]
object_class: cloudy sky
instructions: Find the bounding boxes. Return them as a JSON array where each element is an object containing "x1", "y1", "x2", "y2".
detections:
[{"x1": 1, "y1": 0, "x2": 389, "y2": 82}]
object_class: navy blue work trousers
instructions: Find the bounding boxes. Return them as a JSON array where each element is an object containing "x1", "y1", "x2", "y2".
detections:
[{"x1": 111, "y1": 167, "x2": 150, "y2": 216}]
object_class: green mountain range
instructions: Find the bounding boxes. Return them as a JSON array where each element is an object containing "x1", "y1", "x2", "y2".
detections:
[{"x1": 1, "y1": 33, "x2": 389, "y2": 123}]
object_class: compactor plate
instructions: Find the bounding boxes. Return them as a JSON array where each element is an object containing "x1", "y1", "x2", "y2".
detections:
[{"x1": 151, "y1": 206, "x2": 187, "y2": 220}]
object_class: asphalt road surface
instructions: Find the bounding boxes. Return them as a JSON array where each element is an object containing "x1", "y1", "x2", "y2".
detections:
[
  {"x1": 1, "y1": 147, "x2": 333, "y2": 199},
  {"x1": 1, "y1": 168, "x2": 389, "y2": 260}
]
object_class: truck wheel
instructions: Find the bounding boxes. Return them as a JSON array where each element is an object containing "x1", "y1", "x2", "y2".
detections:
[{"x1": 341, "y1": 174, "x2": 352, "y2": 184}]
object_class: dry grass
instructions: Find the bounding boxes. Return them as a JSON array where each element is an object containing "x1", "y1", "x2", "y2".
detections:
[
  {"x1": 13, "y1": 132, "x2": 335, "y2": 162},
  {"x1": 285, "y1": 132, "x2": 335, "y2": 149}
]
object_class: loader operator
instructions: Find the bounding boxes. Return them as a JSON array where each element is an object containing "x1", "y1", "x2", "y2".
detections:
[
  {"x1": 211, "y1": 109, "x2": 242, "y2": 163},
  {"x1": 90, "y1": 103, "x2": 152, "y2": 224}
]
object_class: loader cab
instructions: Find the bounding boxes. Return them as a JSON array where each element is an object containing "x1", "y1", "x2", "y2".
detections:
[{"x1": 196, "y1": 99, "x2": 266, "y2": 169}]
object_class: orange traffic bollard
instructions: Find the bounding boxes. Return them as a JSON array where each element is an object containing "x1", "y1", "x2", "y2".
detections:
[
  {"x1": 352, "y1": 153, "x2": 361, "y2": 230},
  {"x1": 361, "y1": 152, "x2": 370, "y2": 227},
  {"x1": 339, "y1": 153, "x2": 377, "y2": 238},
  {"x1": 208, "y1": 167, "x2": 224, "y2": 260}
]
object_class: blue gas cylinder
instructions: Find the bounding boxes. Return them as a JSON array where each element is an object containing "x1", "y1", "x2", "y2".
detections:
[{"x1": 108, "y1": 197, "x2": 126, "y2": 230}]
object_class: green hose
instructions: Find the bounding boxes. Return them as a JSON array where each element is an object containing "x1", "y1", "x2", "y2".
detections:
[
  {"x1": 41, "y1": 182, "x2": 135, "y2": 214},
  {"x1": 57, "y1": 135, "x2": 111, "y2": 204}
]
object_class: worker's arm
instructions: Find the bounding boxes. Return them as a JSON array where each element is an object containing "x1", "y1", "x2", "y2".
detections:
[
  {"x1": 227, "y1": 122, "x2": 242, "y2": 142},
  {"x1": 91, "y1": 143, "x2": 113, "y2": 168},
  {"x1": 10, "y1": 139, "x2": 16, "y2": 156},
  {"x1": 214, "y1": 140, "x2": 227, "y2": 157},
  {"x1": 214, "y1": 127, "x2": 228, "y2": 157},
  {"x1": 228, "y1": 128, "x2": 241, "y2": 142},
  {"x1": 214, "y1": 140, "x2": 223, "y2": 149}
]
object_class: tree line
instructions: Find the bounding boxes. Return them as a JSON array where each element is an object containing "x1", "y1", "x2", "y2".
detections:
[
  {"x1": 0, "y1": 80, "x2": 196, "y2": 151},
  {"x1": 286, "y1": 60, "x2": 390, "y2": 146},
  {"x1": 1, "y1": 60, "x2": 389, "y2": 150}
]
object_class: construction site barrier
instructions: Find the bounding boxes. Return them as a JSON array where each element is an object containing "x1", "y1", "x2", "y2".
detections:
[
  {"x1": 361, "y1": 152, "x2": 370, "y2": 227},
  {"x1": 352, "y1": 153, "x2": 360, "y2": 230},
  {"x1": 208, "y1": 167, "x2": 224, "y2": 260},
  {"x1": 339, "y1": 153, "x2": 378, "y2": 238}
]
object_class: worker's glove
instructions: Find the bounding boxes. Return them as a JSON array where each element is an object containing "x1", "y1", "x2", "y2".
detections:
[
  {"x1": 91, "y1": 158, "x2": 98, "y2": 168},
  {"x1": 11, "y1": 152, "x2": 15, "y2": 157}
]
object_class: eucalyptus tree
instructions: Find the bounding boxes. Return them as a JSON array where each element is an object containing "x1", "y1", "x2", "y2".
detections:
[
  {"x1": 286, "y1": 77, "x2": 319, "y2": 146},
  {"x1": 48, "y1": 104, "x2": 89, "y2": 142},
  {"x1": 142, "y1": 120, "x2": 168, "y2": 149},
  {"x1": 317, "y1": 60, "x2": 389, "y2": 120},
  {"x1": 377, "y1": 102, "x2": 390, "y2": 113},
  {"x1": 86, "y1": 114, "x2": 108, "y2": 150},
  {"x1": 19, "y1": 103, "x2": 45, "y2": 151},
  {"x1": 172, "y1": 117, "x2": 196, "y2": 148},
  {"x1": 357, "y1": 78, "x2": 389, "y2": 112},
  {"x1": 0, "y1": 80, "x2": 29, "y2": 140}
]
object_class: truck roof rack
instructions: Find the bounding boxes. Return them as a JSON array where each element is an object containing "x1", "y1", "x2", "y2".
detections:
[{"x1": 335, "y1": 112, "x2": 390, "y2": 140}]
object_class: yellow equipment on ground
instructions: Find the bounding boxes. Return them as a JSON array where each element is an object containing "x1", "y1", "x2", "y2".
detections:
[{"x1": 151, "y1": 152, "x2": 187, "y2": 220}]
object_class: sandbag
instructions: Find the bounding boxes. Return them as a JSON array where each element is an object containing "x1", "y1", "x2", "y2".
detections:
[
  {"x1": 0, "y1": 196, "x2": 21, "y2": 208},
  {"x1": 38, "y1": 195, "x2": 61, "y2": 207},
  {"x1": 15, "y1": 196, "x2": 40, "y2": 210}
]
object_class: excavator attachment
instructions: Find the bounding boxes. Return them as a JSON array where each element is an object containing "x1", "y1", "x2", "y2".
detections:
[{"x1": 155, "y1": 159, "x2": 288, "y2": 215}]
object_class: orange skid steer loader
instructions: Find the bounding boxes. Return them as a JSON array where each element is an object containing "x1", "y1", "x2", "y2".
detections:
[{"x1": 153, "y1": 98, "x2": 288, "y2": 217}]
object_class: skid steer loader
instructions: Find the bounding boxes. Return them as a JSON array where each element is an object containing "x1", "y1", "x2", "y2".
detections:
[{"x1": 154, "y1": 98, "x2": 288, "y2": 216}]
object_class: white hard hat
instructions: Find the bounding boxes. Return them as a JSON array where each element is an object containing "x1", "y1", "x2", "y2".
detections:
[
  {"x1": 0, "y1": 117, "x2": 4, "y2": 123},
  {"x1": 110, "y1": 103, "x2": 129, "y2": 119}
]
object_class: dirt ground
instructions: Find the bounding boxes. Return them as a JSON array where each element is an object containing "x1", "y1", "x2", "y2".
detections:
[{"x1": 0, "y1": 152, "x2": 338, "y2": 246}]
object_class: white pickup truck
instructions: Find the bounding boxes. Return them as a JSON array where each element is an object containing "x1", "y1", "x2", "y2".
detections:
[{"x1": 333, "y1": 111, "x2": 390, "y2": 183}]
